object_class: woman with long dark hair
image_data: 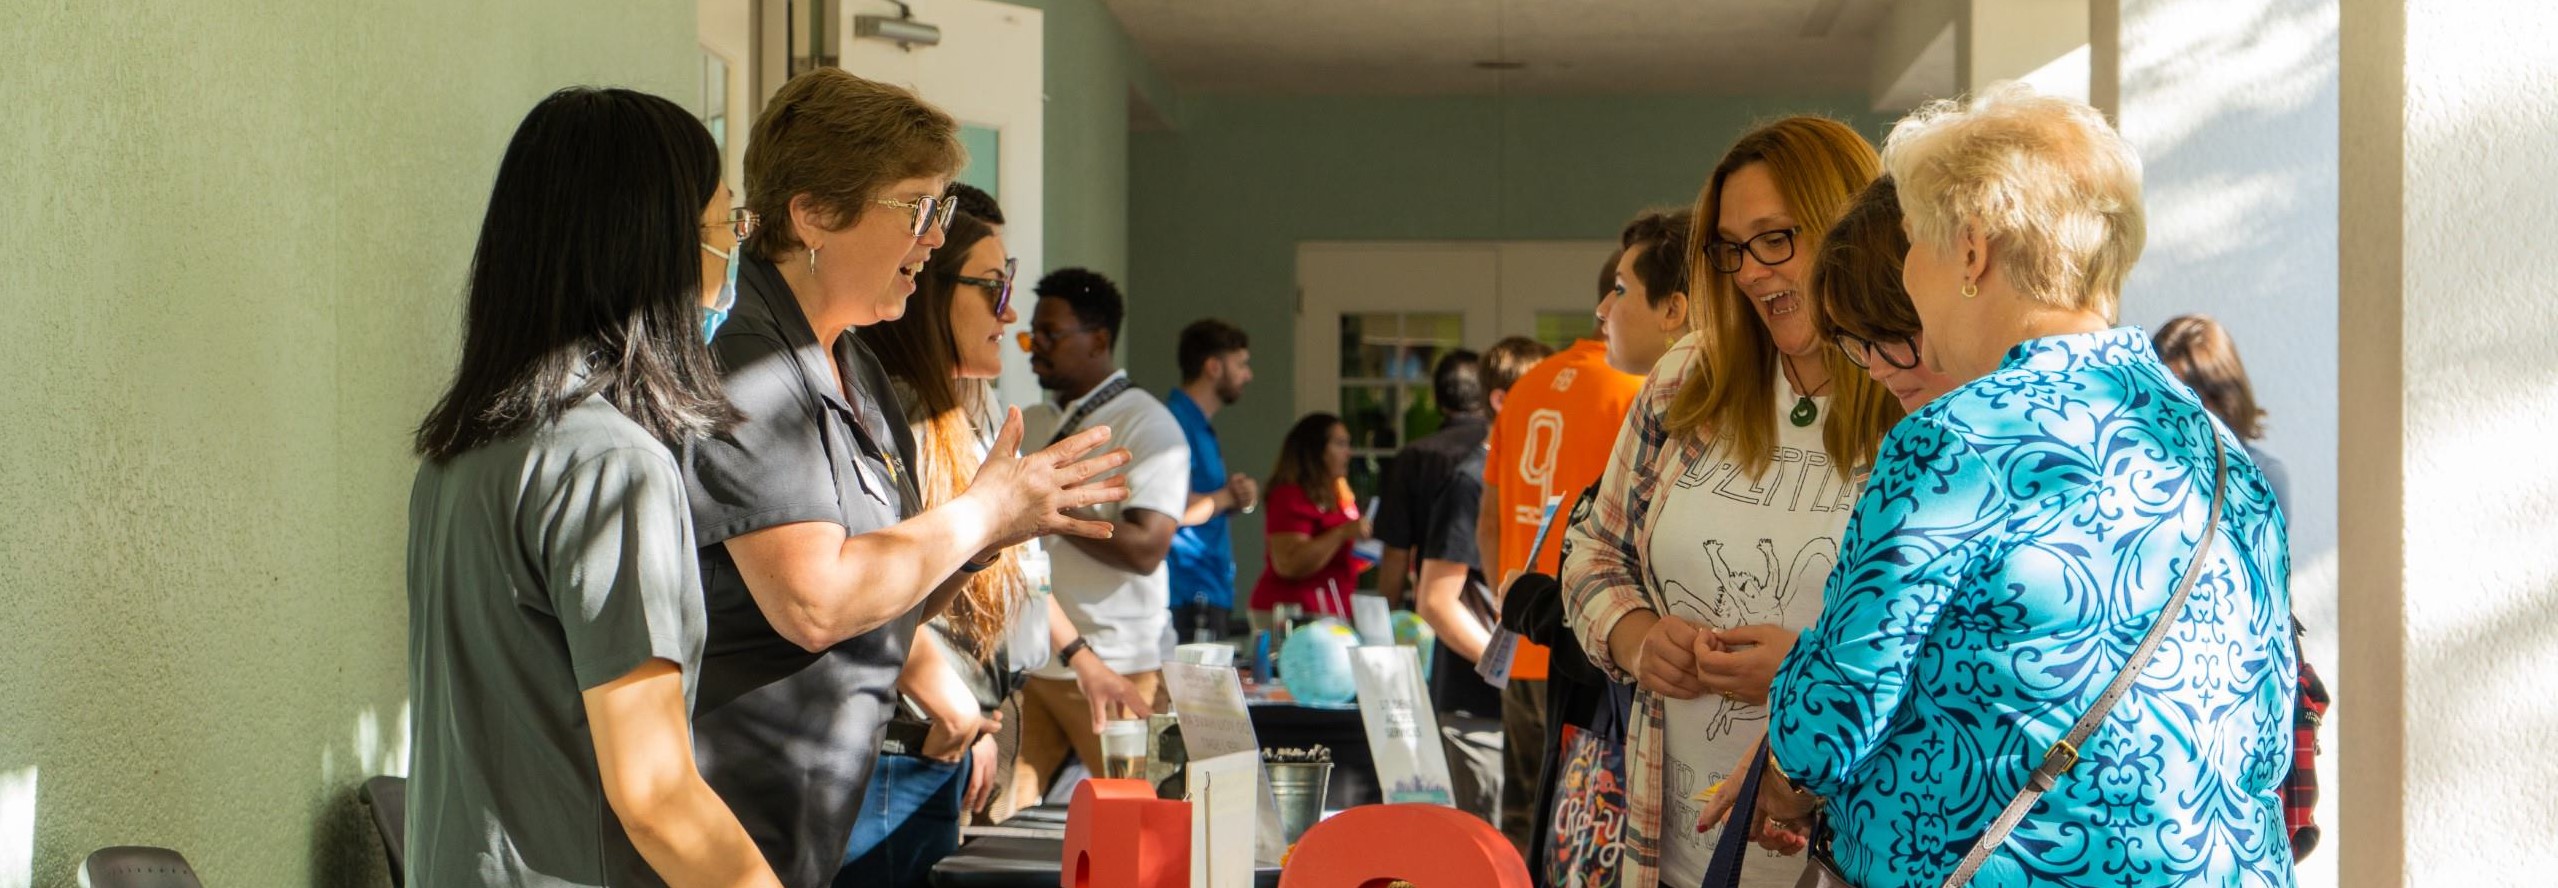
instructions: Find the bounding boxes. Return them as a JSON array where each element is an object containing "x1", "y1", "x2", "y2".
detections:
[
  {"x1": 1249, "y1": 413, "x2": 1369, "y2": 623},
  {"x1": 405, "y1": 87, "x2": 779, "y2": 888}
]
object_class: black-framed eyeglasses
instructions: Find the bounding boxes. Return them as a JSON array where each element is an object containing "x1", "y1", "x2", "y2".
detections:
[
  {"x1": 1834, "y1": 330, "x2": 1921, "y2": 370},
  {"x1": 1705, "y1": 227, "x2": 1800, "y2": 275},
  {"x1": 873, "y1": 194, "x2": 960, "y2": 237},
  {"x1": 950, "y1": 257, "x2": 1018, "y2": 317},
  {"x1": 701, "y1": 207, "x2": 759, "y2": 241}
]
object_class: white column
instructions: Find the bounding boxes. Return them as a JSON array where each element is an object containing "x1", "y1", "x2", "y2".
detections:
[{"x1": 2341, "y1": 0, "x2": 2558, "y2": 885}]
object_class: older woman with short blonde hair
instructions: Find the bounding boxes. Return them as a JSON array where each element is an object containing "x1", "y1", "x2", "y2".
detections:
[{"x1": 1709, "y1": 84, "x2": 2298, "y2": 888}]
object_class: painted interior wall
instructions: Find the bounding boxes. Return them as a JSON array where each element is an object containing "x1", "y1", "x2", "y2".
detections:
[
  {"x1": 2105, "y1": 2, "x2": 2342, "y2": 884},
  {"x1": 1126, "y1": 94, "x2": 1896, "y2": 583},
  {"x1": 0, "y1": 3, "x2": 697, "y2": 886},
  {"x1": 992, "y1": 0, "x2": 1181, "y2": 282}
]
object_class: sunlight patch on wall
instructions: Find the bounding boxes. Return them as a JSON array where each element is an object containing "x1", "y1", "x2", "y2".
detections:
[{"x1": 0, "y1": 766, "x2": 36, "y2": 888}]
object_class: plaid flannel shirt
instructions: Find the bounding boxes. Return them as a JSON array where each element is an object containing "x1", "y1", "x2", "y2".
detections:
[
  {"x1": 1558, "y1": 336, "x2": 1706, "y2": 887},
  {"x1": 2287, "y1": 652, "x2": 2331, "y2": 857}
]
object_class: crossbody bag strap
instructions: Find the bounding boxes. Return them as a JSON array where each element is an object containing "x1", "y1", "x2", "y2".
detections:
[{"x1": 1939, "y1": 434, "x2": 2228, "y2": 888}]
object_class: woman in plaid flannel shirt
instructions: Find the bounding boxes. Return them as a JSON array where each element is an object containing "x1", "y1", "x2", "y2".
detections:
[{"x1": 1558, "y1": 116, "x2": 1902, "y2": 887}]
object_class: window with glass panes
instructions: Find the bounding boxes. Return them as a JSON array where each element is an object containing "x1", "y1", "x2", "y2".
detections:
[{"x1": 1336, "y1": 311, "x2": 1466, "y2": 511}]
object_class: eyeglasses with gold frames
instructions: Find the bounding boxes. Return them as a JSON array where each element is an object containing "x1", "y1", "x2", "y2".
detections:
[
  {"x1": 701, "y1": 207, "x2": 760, "y2": 242},
  {"x1": 874, "y1": 194, "x2": 959, "y2": 237}
]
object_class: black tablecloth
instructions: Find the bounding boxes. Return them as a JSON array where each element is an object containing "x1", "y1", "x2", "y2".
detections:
[
  {"x1": 1246, "y1": 703, "x2": 1380, "y2": 808},
  {"x1": 930, "y1": 704, "x2": 1491, "y2": 887},
  {"x1": 930, "y1": 833, "x2": 1281, "y2": 887}
]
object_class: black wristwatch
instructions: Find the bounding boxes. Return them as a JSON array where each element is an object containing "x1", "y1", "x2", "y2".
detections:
[
  {"x1": 1058, "y1": 636, "x2": 1092, "y2": 666},
  {"x1": 959, "y1": 552, "x2": 999, "y2": 574}
]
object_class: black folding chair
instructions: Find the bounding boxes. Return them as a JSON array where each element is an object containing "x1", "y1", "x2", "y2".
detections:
[
  {"x1": 78, "y1": 846, "x2": 202, "y2": 888},
  {"x1": 359, "y1": 775, "x2": 407, "y2": 887}
]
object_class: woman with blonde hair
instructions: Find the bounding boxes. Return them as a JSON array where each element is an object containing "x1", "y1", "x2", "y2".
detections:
[
  {"x1": 1560, "y1": 115, "x2": 1901, "y2": 887},
  {"x1": 1712, "y1": 84, "x2": 2295, "y2": 887}
]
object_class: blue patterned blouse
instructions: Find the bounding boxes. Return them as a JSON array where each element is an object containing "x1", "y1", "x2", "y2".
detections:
[{"x1": 1767, "y1": 328, "x2": 2296, "y2": 888}]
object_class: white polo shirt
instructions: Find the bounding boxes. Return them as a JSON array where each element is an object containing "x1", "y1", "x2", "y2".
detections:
[{"x1": 1021, "y1": 371, "x2": 1192, "y2": 677}]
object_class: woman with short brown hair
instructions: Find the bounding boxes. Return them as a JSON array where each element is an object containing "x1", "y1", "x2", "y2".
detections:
[{"x1": 679, "y1": 69, "x2": 1131, "y2": 887}]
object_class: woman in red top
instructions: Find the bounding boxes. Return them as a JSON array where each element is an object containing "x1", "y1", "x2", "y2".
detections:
[{"x1": 1250, "y1": 413, "x2": 1370, "y2": 622}]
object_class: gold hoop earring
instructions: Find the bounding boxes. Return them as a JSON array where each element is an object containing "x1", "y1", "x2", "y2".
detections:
[
  {"x1": 1961, "y1": 282, "x2": 1979, "y2": 299},
  {"x1": 807, "y1": 245, "x2": 820, "y2": 276}
]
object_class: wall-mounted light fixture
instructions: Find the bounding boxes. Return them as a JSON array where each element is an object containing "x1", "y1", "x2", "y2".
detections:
[{"x1": 854, "y1": 1, "x2": 941, "y2": 49}]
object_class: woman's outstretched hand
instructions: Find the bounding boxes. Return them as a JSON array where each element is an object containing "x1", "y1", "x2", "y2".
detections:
[{"x1": 969, "y1": 406, "x2": 1131, "y2": 545}]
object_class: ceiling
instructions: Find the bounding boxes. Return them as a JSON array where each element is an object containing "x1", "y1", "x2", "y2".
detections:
[{"x1": 1099, "y1": 0, "x2": 1895, "y2": 97}]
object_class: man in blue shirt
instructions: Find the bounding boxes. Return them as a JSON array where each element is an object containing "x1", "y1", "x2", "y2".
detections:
[{"x1": 1167, "y1": 319, "x2": 1260, "y2": 642}]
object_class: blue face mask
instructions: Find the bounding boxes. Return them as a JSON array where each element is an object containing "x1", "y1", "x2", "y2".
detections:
[{"x1": 700, "y1": 242, "x2": 740, "y2": 343}]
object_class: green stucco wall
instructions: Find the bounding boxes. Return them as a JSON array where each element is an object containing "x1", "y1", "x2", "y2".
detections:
[
  {"x1": 995, "y1": 0, "x2": 1180, "y2": 283},
  {"x1": 1125, "y1": 94, "x2": 1895, "y2": 583},
  {"x1": 0, "y1": 3, "x2": 697, "y2": 885}
]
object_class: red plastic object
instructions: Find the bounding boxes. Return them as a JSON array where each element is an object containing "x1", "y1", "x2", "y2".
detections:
[
  {"x1": 1277, "y1": 804, "x2": 1530, "y2": 888},
  {"x1": 1061, "y1": 778, "x2": 1192, "y2": 888}
]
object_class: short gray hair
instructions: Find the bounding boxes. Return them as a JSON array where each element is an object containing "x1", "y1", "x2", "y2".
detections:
[{"x1": 1882, "y1": 82, "x2": 2145, "y2": 320}]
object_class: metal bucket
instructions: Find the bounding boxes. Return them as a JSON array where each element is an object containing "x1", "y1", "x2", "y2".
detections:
[{"x1": 1265, "y1": 761, "x2": 1333, "y2": 844}]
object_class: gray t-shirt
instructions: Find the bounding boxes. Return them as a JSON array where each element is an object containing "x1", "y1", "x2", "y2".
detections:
[{"x1": 406, "y1": 392, "x2": 706, "y2": 888}]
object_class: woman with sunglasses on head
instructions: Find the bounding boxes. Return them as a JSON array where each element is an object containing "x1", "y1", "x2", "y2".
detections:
[
  {"x1": 407, "y1": 87, "x2": 781, "y2": 888},
  {"x1": 1558, "y1": 116, "x2": 1902, "y2": 887},
  {"x1": 679, "y1": 68, "x2": 1133, "y2": 887}
]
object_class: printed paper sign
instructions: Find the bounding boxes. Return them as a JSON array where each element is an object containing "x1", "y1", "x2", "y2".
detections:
[
  {"x1": 1163, "y1": 662, "x2": 1288, "y2": 864},
  {"x1": 1351, "y1": 593, "x2": 1396, "y2": 646},
  {"x1": 1189, "y1": 751, "x2": 1258, "y2": 888},
  {"x1": 1350, "y1": 646, "x2": 1456, "y2": 806}
]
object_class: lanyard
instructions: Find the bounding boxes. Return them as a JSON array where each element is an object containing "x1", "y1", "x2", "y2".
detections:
[{"x1": 1047, "y1": 376, "x2": 1133, "y2": 448}]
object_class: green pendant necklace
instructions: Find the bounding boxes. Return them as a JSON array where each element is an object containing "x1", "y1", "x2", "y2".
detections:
[{"x1": 1784, "y1": 356, "x2": 1828, "y2": 428}]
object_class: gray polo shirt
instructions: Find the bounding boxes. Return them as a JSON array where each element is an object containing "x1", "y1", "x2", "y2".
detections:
[
  {"x1": 685, "y1": 255, "x2": 924, "y2": 888},
  {"x1": 406, "y1": 390, "x2": 705, "y2": 888}
]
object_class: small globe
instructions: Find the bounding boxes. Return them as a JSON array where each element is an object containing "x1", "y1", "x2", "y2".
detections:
[
  {"x1": 1391, "y1": 610, "x2": 1435, "y2": 681},
  {"x1": 1278, "y1": 619, "x2": 1363, "y2": 707}
]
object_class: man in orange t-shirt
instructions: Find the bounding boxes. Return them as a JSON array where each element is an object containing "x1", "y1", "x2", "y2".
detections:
[{"x1": 1478, "y1": 303, "x2": 1646, "y2": 856}]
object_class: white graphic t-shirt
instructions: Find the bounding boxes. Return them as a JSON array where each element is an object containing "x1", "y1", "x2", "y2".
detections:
[{"x1": 1650, "y1": 379, "x2": 1862, "y2": 888}]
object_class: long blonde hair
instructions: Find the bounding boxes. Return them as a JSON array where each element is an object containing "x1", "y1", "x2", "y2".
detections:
[{"x1": 1664, "y1": 116, "x2": 1901, "y2": 479}]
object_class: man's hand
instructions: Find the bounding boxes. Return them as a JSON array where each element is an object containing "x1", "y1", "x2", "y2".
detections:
[
  {"x1": 1071, "y1": 653, "x2": 1155, "y2": 734},
  {"x1": 1226, "y1": 473, "x2": 1261, "y2": 514}
]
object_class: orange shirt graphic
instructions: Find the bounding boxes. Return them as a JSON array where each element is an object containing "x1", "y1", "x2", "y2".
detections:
[{"x1": 1483, "y1": 338, "x2": 1643, "y2": 680}]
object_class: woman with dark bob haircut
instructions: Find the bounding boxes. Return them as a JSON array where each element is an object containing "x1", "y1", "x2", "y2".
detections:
[
  {"x1": 1806, "y1": 176, "x2": 1964, "y2": 412},
  {"x1": 406, "y1": 87, "x2": 781, "y2": 888},
  {"x1": 678, "y1": 68, "x2": 1132, "y2": 886}
]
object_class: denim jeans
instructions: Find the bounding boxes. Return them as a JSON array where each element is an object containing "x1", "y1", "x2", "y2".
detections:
[{"x1": 838, "y1": 751, "x2": 968, "y2": 888}]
